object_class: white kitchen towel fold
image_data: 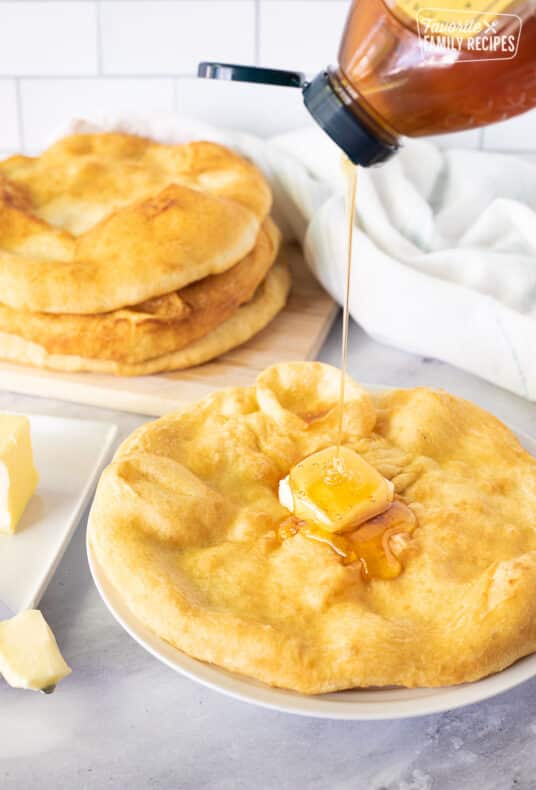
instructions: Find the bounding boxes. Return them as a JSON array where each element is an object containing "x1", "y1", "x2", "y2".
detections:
[{"x1": 55, "y1": 113, "x2": 536, "y2": 400}]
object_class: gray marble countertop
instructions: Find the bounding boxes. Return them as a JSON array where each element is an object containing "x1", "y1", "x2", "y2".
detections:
[{"x1": 1, "y1": 318, "x2": 535, "y2": 790}]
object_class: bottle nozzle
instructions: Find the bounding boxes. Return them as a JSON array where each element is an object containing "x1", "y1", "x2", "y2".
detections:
[
  {"x1": 197, "y1": 62, "x2": 398, "y2": 166},
  {"x1": 198, "y1": 62, "x2": 306, "y2": 88},
  {"x1": 303, "y1": 72, "x2": 398, "y2": 166}
]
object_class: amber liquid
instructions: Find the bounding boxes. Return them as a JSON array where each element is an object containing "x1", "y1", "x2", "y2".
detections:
[
  {"x1": 280, "y1": 163, "x2": 419, "y2": 581},
  {"x1": 337, "y1": 0, "x2": 536, "y2": 138},
  {"x1": 335, "y1": 160, "x2": 358, "y2": 462}
]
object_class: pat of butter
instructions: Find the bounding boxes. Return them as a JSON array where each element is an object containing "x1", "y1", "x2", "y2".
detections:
[
  {"x1": 0, "y1": 610, "x2": 71, "y2": 691},
  {"x1": 279, "y1": 446, "x2": 393, "y2": 533},
  {"x1": 0, "y1": 414, "x2": 39, "y2": 534}
]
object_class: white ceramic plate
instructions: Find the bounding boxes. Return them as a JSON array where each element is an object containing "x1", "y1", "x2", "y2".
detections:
[
  {"x1": 0, "y1": 414, "x2": 117, "y2": 615},
  {"x1": 87, "y1": 426, "x2": 536, "y2": 720}
]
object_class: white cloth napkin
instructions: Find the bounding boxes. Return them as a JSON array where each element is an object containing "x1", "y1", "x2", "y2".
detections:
[{"x1": 55, "y1": 113, "x2": 536, "y2": 400}]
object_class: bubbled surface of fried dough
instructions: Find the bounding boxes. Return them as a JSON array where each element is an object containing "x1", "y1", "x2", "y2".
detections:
[
  {"x1": 88, "y1": 362, "x2": 536, "y2": 692},
  {"x1": 0, "y1": 261, "x2": 291, "y2": 375},
  {"x1": 0, "y1": 133, "x2": 272, "y2": 313},
  {"x1": 0, "y1": 218, "x2": 280, "y2": 363}
]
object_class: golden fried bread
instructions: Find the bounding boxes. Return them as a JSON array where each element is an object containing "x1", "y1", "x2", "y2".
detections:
[
  {"x1": 0, "y1": 218, "x2": 280, "y2": 363},
  {"x1": 0, "y1": 262, "x2": 291, "y2": 376},
  {"x1": 88, "y1": 362, "x2": 536, "y2": 692},
  {"x1": 0, "y1": 134, "x2": 272, "y2": 313}
]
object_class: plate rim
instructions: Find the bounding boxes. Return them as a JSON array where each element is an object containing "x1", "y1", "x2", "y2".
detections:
[{"x1": 86, "y1": 405, "x2": 536, "y2": 720}]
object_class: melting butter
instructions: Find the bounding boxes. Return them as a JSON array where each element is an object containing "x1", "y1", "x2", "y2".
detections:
[
  {"x1": 278, "y1": 446, "x2": 393, "y2": 533},
  {"x1": 278, "y1": 500, "x2": 417, "y2": 581},
  {"x1": 278, "y1": 446, "x2": 417, "y2": 581}
]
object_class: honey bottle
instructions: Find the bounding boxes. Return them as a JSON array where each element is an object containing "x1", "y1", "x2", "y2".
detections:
[{"x1": 199, "y1": 0, "x2": 536, "y2": 165}]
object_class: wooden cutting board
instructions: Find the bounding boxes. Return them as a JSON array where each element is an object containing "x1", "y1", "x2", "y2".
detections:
[{"x1": 0, "y1": 244, "x2": 338, "y2": 416}]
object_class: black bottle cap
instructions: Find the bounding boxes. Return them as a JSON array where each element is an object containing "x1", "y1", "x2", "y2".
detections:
[
  {"x1": 198, "y1": 62, "x2": 398, "y2": 167},
  {"x1": 303, "y1": 72, "x2": 398, "y2": 166},
  {"x1": 198, "y1": 62, "x2": 306, "y2": 88}
]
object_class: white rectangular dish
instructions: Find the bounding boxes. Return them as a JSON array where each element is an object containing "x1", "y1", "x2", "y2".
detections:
[{"x1": 0, "y1": 413, "x2": 117, "y2": 614}]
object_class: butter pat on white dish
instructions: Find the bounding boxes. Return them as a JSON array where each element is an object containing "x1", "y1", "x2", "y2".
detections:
[
  {"x1": 0, "y1": 414, "x2": 39, "y2": 534},
  {"x1": 279, "y1": 446, "x2": 394, "y2": 533},
  {"x1": 0, "y1": 610, "x2": 71, "y2": 690}
]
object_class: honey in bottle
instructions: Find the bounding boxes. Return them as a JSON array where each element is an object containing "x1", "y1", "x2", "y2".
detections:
[
  {"x1": 200, "y1": 0, "x2": 536, "y2": 166},
  {"x1": 303, "y1": 0, "x2": 536, "y2": 164}
]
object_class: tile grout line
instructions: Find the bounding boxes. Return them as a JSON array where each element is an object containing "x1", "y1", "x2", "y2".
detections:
[
  {"x1": 0, "y1": 0, "x2": 273, "y2": 2},
  {"x1": 254, "y1": 0, "x2": 261, "y2": 66},
  {"x1": 0, "y1": 74, "x2": 197, "y2": 80},
  {"x1": 95, "y1": 0, "x2": 103, "y2": 76},
  {"x1": 0, "y1": 0, "x2": 272, "y2": 2},
  {"x1": 14, "y1": 78, "x2": 25, "y2": 152}
]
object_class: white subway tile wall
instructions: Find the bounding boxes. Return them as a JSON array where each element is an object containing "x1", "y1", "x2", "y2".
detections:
[
  {"x1": 0, "y1": 2, "x2": 98, "y2": 76},
  {"x1": 0, "y1": 80, "x2": 20, "y2": 149},
  {"x1": 21, "y1": 78, "x2": 175, "y2": 151},
  {"x1": 176, "y1": 78, "x2": 312, "y2": 137},
  {"x1": 426, "y1": 129, "x2": 483, "y2": 150},
  {"x1": 0, "y1": 0, "x2": 534, "y2": 155},
  {"x1": 259, "y1": 0, "x2": 350, "y2": 73},
  {"x1": 101, "y1": 2, "x2": 255, "y2": 75},
  {"x1": 482, "y1": 112, "x2": 536, "y2": 151}
]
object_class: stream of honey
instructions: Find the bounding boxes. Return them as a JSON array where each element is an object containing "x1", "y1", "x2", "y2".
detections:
[
  {"x1": 335, "y1": 159, "x2": 358, "y2": 464},
  {"x1": 279, "y1": 157, "x2": 417, "y2": 580}
]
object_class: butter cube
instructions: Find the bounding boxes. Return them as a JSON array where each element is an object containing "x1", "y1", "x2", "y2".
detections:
[
  {"x1": 0, "y1": 414, "x2": 39, "y2": 534},
  {"x1": 0, "y1": 610, "x2": 71, "y2": 690},
  {"x1": 279, "y1": 446, "x2": 393, "y2": 533}
]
